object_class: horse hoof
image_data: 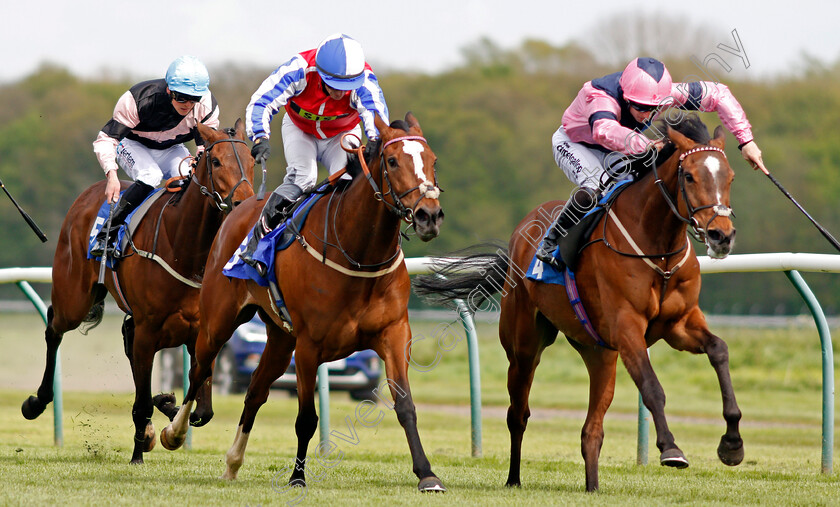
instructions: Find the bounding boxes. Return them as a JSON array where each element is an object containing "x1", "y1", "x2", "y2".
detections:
[
  {"x1": 21, "y1": 396, "x2": 46, "y2": 420},
  {"x1": 660, "y1": 448, "x2": 689, "y2": 469},
  {"x1": 160, "y1": 425, "x2": 184, "y2": 451},
  {"x1": 189, "y1": 410, "x2": 214, "y2": 428},
  {"x1": 418, "y1": 476, "x2": 446, "y2": 492},
  {"x1": 143, "y1": 424, "x2": 156, "y2": 453},
  {"x1": 152, "y1": 393, "x2": 178, "y2": 420},
  {"x1": 717, "y1": 436, "x2": 744, "y2": 466}
]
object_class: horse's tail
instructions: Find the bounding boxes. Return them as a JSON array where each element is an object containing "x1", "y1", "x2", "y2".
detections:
[
  {"x1": 78, "y1": 300, "x2": 105, "y2": 335},
  {"x1": 413, "y1": 242, "x2": 510, "y2": 311}
]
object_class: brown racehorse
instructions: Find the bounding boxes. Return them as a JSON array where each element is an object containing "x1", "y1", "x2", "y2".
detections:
[
  {"x1": 414, "y1": 114, "x2": 744, "y2": 492},
  {"x1": 160, "y1": 112, "x2": 447, "y2": 492},
  {"x1": 21, "y1": 120, "x2": 255, "y2": 464}
]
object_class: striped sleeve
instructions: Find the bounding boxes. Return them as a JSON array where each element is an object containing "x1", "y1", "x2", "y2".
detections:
[
  {"x1": 246, "y1": 55, "x2": 308, "y2": 141},
  {"x1": 352, "y1": 70, "x2": 389, "y2": 140},
  {"x1": 92, "y1": 90, "x2": 139, "y2": 173}
]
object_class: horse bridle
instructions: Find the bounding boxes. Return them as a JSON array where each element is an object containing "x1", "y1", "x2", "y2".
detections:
[
  {"x1": 653, "y1": 145, "x2": 734, "y2": 243},
  {"x1": 346, "y1": 133, "x2": 442, "y2": 223},
  {"x1": 191, "y1": 129, "x2": 253, "y2": 211},
  {"x1": 315, "y1": 133, "x2": 441, "y2": 271}
]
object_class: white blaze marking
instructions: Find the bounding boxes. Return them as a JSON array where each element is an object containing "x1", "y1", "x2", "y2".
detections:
[
  {"x1": 401, "y1": 140, "x2": 426, "y2": 181},
  {"x1": 703, "y1": 155, "x2": 724, "y2": 203}
]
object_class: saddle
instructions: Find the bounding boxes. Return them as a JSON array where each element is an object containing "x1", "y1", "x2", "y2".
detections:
[{"x1": 555, "y1": 179, "x2": 633, "y2": 272}]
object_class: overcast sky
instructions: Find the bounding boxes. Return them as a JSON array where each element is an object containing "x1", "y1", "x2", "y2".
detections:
[{"x1": 2, "y1": 0, "x2": 837, "y2": 83}]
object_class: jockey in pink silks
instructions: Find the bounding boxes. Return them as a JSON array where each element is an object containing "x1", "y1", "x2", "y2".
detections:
[{"x1": 536, "y1": 57, "x2": 767, "y2": 268}]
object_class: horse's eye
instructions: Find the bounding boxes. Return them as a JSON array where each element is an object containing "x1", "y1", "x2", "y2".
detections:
[
  {"x1": 684, "y1": 172, "x2": 695, "y2": 183},
  {"x1": 388, "y1": 157, "x2": 398, "y2": 168},
  {"x1": 212, "y1": 158, "x2": 222, "y2": 168}
]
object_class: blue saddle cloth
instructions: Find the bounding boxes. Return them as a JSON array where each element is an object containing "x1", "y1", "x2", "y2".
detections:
[
  {"x1": 86, "y1": 188, "x2": 164, "y2": 267},
  {"x1": 525, "y1": 179, "x2": 631, "y2": 285},
  {"x1": 223, "y1": 187, "x2": 326, "y2": 288}
]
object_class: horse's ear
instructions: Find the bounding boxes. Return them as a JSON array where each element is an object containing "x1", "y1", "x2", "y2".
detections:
[
  {"x1": 667, "y1": 126, "x2": 695, "y2": 152},
  {"x1": 405, "y1": 111, "x2": 420, "y2": 129},
  {"x1": 374, "y1": 114, "x2": 389, "y2": 137},
  {"x1": 195, "y1": 122, "x2": 218, "y2": 145},
  {"x1": 233, "y1": 118, "x2": 247, "y2": 141},
  {"x1": 710, "y1": 125, "x2": 726, "y2": 149}
]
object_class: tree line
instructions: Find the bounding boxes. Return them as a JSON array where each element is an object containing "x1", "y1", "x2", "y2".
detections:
[{"x1": 2, "y1": 39, "x2": 839, "y2": 314}]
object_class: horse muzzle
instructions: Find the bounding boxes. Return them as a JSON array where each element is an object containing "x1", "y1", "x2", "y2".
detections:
[
  {"x1": 705, "y1": 226, "x2": 736, "y2": 259},
  {"x1": 412, "y1": 203, "x2": 444, "y2": 242}
]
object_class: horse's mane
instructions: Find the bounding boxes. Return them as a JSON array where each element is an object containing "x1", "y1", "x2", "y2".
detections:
[
  {"x1": 629, "y1": 112, "x2": 711, "y2": 177},
  {"x1": 344, "y1": 119, "x2": 413, "y2": 180}
]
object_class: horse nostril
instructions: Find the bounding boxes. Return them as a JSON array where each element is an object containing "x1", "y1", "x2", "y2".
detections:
[
  {"x1": 707, "y1": 229, "x2": 734, "y2": 245},
  {"x1": 414, "y1": 208, "x2": 430, "y2": 226}
]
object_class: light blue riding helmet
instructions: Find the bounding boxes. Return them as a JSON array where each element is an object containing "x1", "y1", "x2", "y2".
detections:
[
  {"x1": 315, "y1": 34, "x2": 366, "y2": 91},
  {"x1": 165, "y1": 55, "x2": 210, "y2": 97}
]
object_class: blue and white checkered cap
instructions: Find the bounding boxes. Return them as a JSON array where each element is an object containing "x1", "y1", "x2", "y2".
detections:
[{"x1": 315, "y1": 34, "x2": 366, "y2": 91}]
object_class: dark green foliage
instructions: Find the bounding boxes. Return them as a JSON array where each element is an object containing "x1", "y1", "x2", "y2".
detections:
[{"x1": 2, "y1": 44, "x2": 839, "y2": 312}]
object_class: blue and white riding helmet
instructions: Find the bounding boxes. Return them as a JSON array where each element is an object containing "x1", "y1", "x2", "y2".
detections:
[
  {"x1": 315, "y1": 34, "x2": 366, "y2": 91},
  {"x1": 165, "y1": 55, "x2": 210, "y2": 98}
]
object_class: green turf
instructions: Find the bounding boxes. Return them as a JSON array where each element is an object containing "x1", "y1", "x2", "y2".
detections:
[{"x1": 0, "y1": 312, "x2": 837, "y2": 505}]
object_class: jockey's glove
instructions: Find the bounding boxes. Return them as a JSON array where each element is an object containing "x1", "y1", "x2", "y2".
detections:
[{"x1": 251, "y1": 140, "x2": 271, "y2": 163}]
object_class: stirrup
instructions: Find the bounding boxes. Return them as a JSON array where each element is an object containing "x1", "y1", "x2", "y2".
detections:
[
  {"x1": 90, "y1": 237, "x2": 115, "y2": 258},
  {"x1": 242, "y1": 257, "x2": 268, "y2": 278},
  {"x1": 536, "y1": 246, "x2": 562, "y2": 269}
]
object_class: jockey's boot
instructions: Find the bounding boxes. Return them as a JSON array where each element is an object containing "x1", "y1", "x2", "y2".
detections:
[
  {"x1": 239, "y1": 183, "x2": 303, "y2": 277},
  {"x1": 535, "y1": 186, "x2": 599, "y2": 269},
  {"x1": 90, "y1": 181, "x2": 154, "y2": 257}
]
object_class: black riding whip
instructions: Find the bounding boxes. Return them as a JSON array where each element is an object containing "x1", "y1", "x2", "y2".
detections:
[
  {"x1": 257, "y1": 160, "x2": 267, "y2": 200},
  {"x1": 98, "y1": 203, "x2": 114, "y2": 284},
  {"x1": 759, "y1": 165, "x2": 840, "y2": 253},
  {"x1": 0, "y1": 176, "x2": 48, "y2": 242}
]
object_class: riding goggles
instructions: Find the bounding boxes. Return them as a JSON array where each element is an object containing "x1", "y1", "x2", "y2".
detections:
[
  {"x1": 628, "y1": 101, "x2": 658, "y2": 113},
  {"x1": 171, "y1": 90, "x2": 202, "y2": 103}
]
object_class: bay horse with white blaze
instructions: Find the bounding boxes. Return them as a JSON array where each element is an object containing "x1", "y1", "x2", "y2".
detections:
[
  {"x1": 415, "y1": 114, "x2": 743, "y2": 492},
  {"x1": 160, "y1": 112, "x2": 446, "y2": 492},
  {"x1": 21, "y1": 120, "x2": 254, "y2": 464}
]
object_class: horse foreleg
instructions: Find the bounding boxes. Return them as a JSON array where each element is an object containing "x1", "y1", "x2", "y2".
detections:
[
  {"x1": 128, "y1": 340, "x2": 156, "y2": 464},
  {"x1": 189, "y1": 348, "x2": 215, "y2": 428},
  {"x1": 223, "y1": 329, "x2": 294, "y2": 480},
  {"x1": 617, "y1": 323, "x2": 687, "y2": 468},
  {"x1": 379, "y1": 328, "x2": 445, "y2": 492},
  {"x1": 568, "y1": 338, "x2": 618, "y2": 492},
  {"x1": 677, "y1": 311, "x2": 744, "y2": 466},
  {"x1": 161, "y1": 322, "x2": 231, "y2": 450},
  {"x1": 22, "y1": 306, "x2": 62, "y2": 420},
  {"x1": 278, "y1": 345, "x2": 319, "y2": 488}
]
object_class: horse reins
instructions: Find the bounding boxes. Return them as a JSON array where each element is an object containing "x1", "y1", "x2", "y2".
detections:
[
  {"x1": 120, "y1": 130, "x2": 254, "y2": 291},
  {"x1": 192, "y1": 130, "x2": 253, "y2": 212},
  {"x1": 656, "y1": 145, "x2": 734, "y2": 243},
  {"x1": 298, "y1": 133, "x2": 441, "y2": 276},
  {"x1": 594, "y1": 145, "x2": 735, "y2": 299}
]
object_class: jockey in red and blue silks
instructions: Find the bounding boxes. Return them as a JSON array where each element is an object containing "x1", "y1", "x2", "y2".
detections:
[
  {"x1": 536, "y1": 57, "x2": 767, "y2": 269},
  {"x1": 240, "y1": 33, "x2": 389, "y2": 276}
]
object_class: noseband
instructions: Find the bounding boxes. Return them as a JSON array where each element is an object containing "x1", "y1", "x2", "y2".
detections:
[
  {"x1": 654, "y1": 145, "x2": 734, "y2": 242},
  {"x1": 192, "y1": 130, "x2": 252, "y2": 212}
]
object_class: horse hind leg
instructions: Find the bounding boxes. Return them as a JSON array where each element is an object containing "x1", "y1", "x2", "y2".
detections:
[
  {"x1": 22, "y1": 298, "x2": 105, "y2": 419},
  {"x1": 568, "y1": 337, "x2": 619, "y2": 492},
  {"x1": 128, "y1": 331, "x2": 158, "y2": 464},
  {"x1": 503, "y1": 310, "x2": 554, "y2": 488},
  {"x1": 223, "y1": 325, "x2": 294, "y2": 480}
]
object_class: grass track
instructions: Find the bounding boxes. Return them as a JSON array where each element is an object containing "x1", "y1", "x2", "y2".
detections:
[{"x1": 0, "y1": 312, "x2": 838, "y2": 505}]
